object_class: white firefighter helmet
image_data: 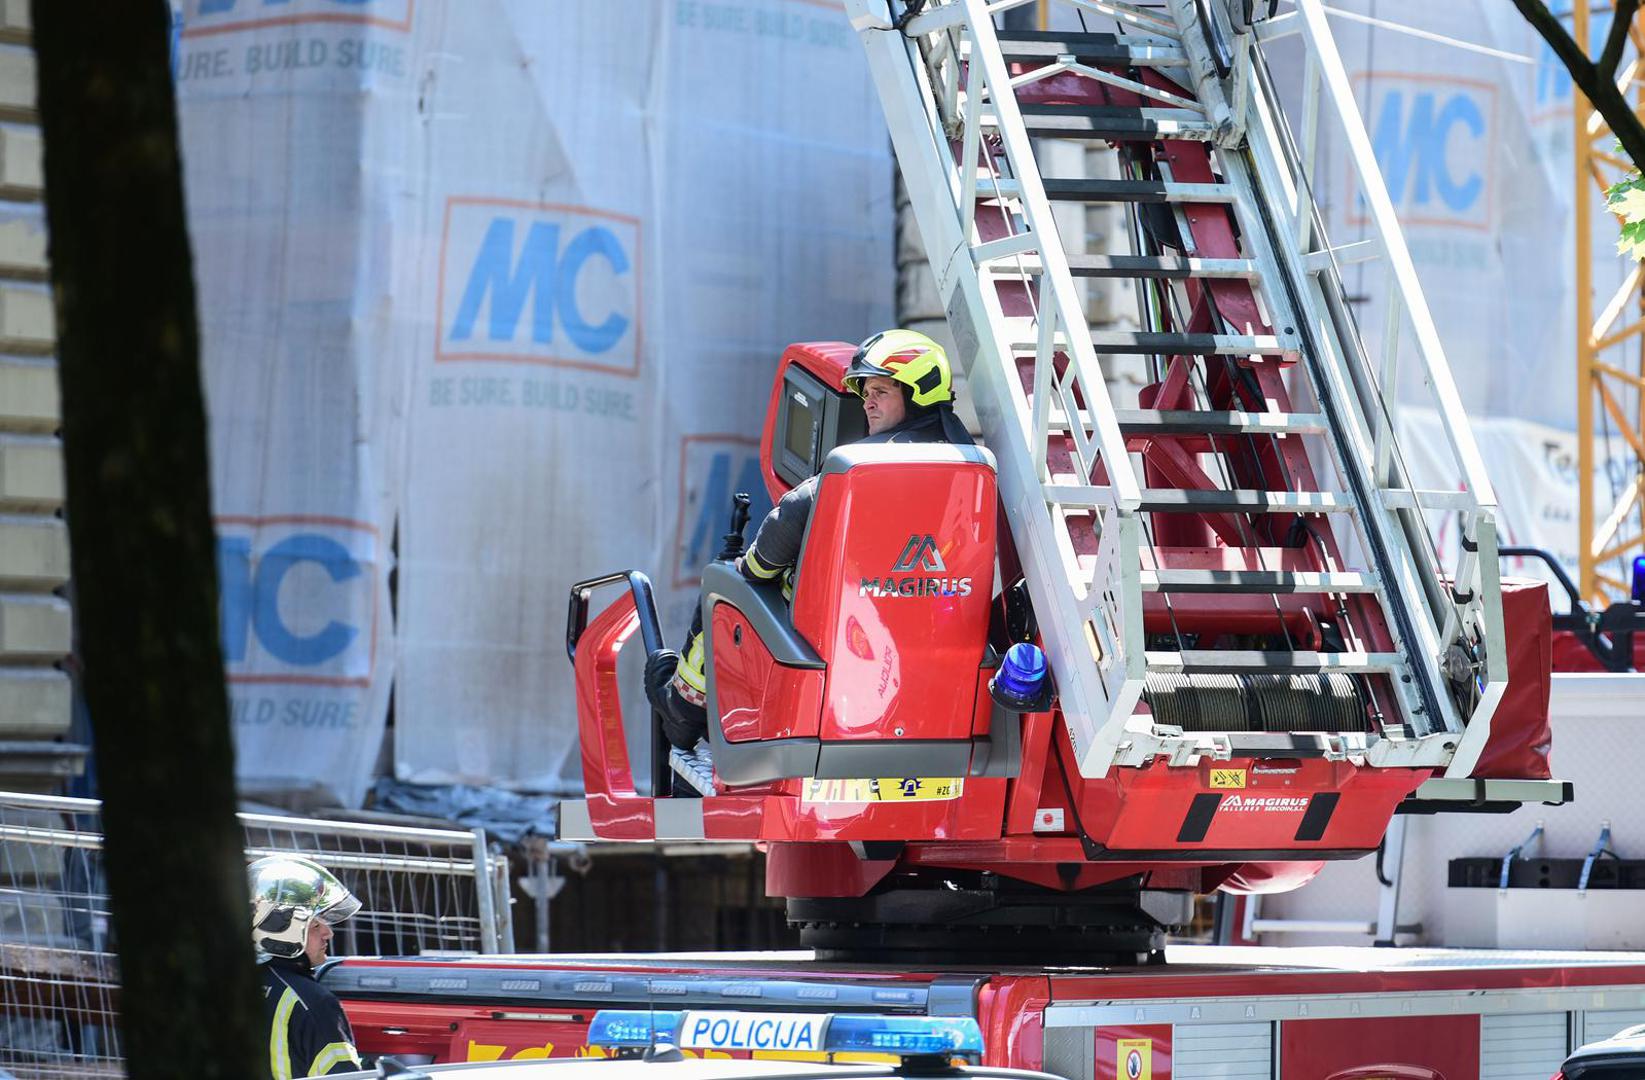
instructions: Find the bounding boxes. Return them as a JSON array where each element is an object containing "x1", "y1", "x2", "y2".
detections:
[{"x1": 248, "y1": 855, "x2": 360, "y2": 961}]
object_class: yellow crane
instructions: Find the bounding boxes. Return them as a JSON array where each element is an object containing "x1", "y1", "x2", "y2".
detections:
[{"x1": 1574, "y1": 1, "x2": 1645, "y2": 607}]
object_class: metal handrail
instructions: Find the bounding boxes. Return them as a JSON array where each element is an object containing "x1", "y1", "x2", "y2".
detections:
[{"x1": 566, "y1": 569, "x2": 664, "y2": 663}]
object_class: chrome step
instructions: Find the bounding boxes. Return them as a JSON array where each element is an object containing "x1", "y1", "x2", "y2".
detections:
[
  {"x1": 1113, "y1": 409, "x2": 1329, "y2": 435},
  {"x1": 1139, "y1": 569, "x2": 1375, "y2": 593},
  {"x1": 1041, "y1": 177, "x2": 1237, "y2": 204},
  {"x1": 988, "y1": 254, "x2": 1259, "y2": 280},
  {"x1": 1136, "y1": 489, "x2": 1353, "y2": 513},
  {"x1": 1014, "y1": 103, "x2": 1216, "y2": 142},
  {"x1": 1144, "y1": 650, "x2": 1405, "y2": 674},
  {"x1": 1084, "y1": 330, "x2": 1291, "y2": 356},
  {"x1": 994, "y1": 30, "x2": 1189, "y2": 68}
]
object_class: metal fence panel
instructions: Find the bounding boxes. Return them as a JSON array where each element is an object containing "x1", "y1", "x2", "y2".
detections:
[{"x1": 0, "y1": 791, "x2": 510, "y2": 1079}]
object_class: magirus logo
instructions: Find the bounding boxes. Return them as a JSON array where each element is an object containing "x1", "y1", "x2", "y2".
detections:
[
  {"x1": 1219, "y1": 794, "x2": 1310, "y2": 813},
  {"x1": 891, "y1": 534, "x2": 945, "y2": 572},
  {"x1": 860, "y1": 534, "x2": 972, "y2": 599}
]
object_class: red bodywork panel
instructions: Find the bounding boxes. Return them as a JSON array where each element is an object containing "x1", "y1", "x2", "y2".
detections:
[
  {"x1": 1552, "y1": 631, "x2": 1645, "y2": 670},
  {"x1": 331, "y1": 954, "x2": 1645, "y2": 1070},
  {"x1": 1470, "y1": 580, "x2": 1553, "y2": 779},
  {"x1": 789, "y1": 455, "x2": 996, "y2": 743},
  {"x1": 712, "y1": 603, "x2": 824, "y2": 743},
  {"x1": 1286, "y1": 1017, "x2": 1476, "y2": 1080}
]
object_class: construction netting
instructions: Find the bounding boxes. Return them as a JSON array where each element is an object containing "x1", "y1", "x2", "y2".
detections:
[{"x1": 170, "y1": 0, "x2": 895, "y2": 807}]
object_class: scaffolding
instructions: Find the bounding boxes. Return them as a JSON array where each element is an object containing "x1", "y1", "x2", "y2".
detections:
[
  {"x1": 0, "y1": 791, "x2": 511, "y2": 1079},
  {"x1": 1575, "y1": 2, "x2": 1645, "y2": 607}
]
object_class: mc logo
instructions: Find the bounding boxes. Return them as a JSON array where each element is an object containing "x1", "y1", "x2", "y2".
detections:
[
  {"x1": 438, "y1": 197, "x2": 642, "y2": 375},
  {"x1": 182, "y1": 0, "x2": 414, "y2": 36},
  {"x1": 215, "y1": 516, "x2": 378, "y2": 686},
  {"x1": 673, "y1": 437, "x2": 773, "y2": 588},
  {"x1": 1353, "y1": 74, "x2": 1495, "y2": 230}
]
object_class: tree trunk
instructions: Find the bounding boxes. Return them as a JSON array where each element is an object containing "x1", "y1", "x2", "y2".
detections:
[{"x1": 30, "y1": 2, "x2": 262, "y2": 1076}]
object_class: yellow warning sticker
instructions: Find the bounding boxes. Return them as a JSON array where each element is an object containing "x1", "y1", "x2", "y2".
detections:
[
  {"x1": 1116, "y1": 1038, "x2": 1151, "y2": 1080},
  {"x1": 800, "y1": 778, "x2": 964, "y2": 804},
  {"x1": 1210, "y1": 768, "x2": 1247, "y2": 789}
]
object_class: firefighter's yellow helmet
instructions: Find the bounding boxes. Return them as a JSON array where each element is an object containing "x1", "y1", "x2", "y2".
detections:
[{"x1": 843, "y1": 329, "x2": 953, "y2": 408}]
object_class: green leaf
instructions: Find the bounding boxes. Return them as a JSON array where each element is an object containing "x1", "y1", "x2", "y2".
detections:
[{"x1": 1606, "y1": 172, "x2": 1645, "y2": 206}]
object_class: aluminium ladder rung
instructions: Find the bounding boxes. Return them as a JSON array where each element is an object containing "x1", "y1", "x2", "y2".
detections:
[
  {"x1": 1136, "y1": 489, "x2": 1353, "y2": 513},
  {"x1": 1009, "y1": 332, "x2": 1283, "y2": 356},
  {"x1": 993, "y1": 30, "x2": 1189, "y2": 68},
  {"x1": 988, "y1": 254, "x2": 1258, "y2": 280},
  {"x1": 1041, "y1": 177, "x2": 1237, "y2": 204},
  {"x1": 1139, "y1": 570, "x2": 1376, "y2": 593},
  {"x1": 1015, "y1": 103, "x2": 1215, "y2": 142},
  {"x1": 1143, "y1": 650, "x2": 1406, "y2": 675},
  {"x1": 1113, "y1": 409, "x2": 1329, "y2": 435},
  {"x1": 1084, "y1": 330, "x2": 1289, "y2": 356}
]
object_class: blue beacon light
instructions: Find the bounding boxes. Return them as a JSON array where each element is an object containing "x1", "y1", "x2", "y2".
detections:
[
  {"x1": 587, "y1": 1010, "x2": 683, "y2": 1051},
  {"x1": 822, "y1": 1015, "x2": 984, "y2": 1060},
  {"x1": 1632, "y1": 555, "x2": 1645, "y2": 603},
  {"x1": 989, "y1": 641, "x2": 1052, "y2": 711}
]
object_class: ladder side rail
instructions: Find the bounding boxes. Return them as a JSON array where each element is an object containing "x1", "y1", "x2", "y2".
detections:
[
  {"x1": 1444, "y1": 518, "x2": 1506, "y2": 777},
  {"x1": 1273, "y1": 13, "x2": 1507, "y2": 757},
  {"x1": 846, "y1": 0, "x2": 1148, "y2": 777},
  {"x1": 1229, "y1": 50, "x2": 1462, "y2": 748},
  {"x1": 1239, "y1": 18, "x2": 1506, "y2": 760},
  {"x1": 951, "y1": 0, "x2": 1158, "y2": 770},
  {"x1": 1306, "y1": 266, "x2": 1495, "y2": 768},
  {"x1": 955, "y1": 0, "x2": 1140, "y2": 508},
  {"x1": 1290, "y1": 0, "x2": 1496, "y2": 510},
  {"x1": 955, "y1": 0, "x2": 1161, "y2": 774},
  {"x1": 1219, "y1": 143, "x2": 1457, "y2": 757},
  {"x1": 1286, "y1": 0, "x2": 1508, "y2": 741}
]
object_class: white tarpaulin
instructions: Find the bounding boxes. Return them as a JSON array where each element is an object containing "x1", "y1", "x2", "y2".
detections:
[
  {"x1": 1303, "y1": 2, "x2": 1638, "y2": 596},
  {"x1": 175, "y1": 0, "x2": 420, "y2": 807},
  {"x1": 175, "y1": 0, "x2": 892, "y2": 800}
]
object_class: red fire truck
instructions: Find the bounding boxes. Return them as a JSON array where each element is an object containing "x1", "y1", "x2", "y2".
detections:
[
  {"x1": 552, "y1": 0, "x2": 1573, "y2": 967},
  {"x1": 323, "y1": 946, "x2": 1645, "y2": 1078},
  {"x1": 318, "y1": 4, "x2": 1634, "y2": 1078}
]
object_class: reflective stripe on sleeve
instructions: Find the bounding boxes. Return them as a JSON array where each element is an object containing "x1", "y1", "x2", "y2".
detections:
[
  {"x1": 673, "y1": 632, "x2": 706, "y2": 695},
  {"x1": 269, "y1": 987, "x2": 299, "y2": 1080},
  {"x1": 742, "y1": 547, "x2": 783, "y2": 580},
  {"x1": 309, "y1": 1041, "x2": 362, "y2": 1076}
]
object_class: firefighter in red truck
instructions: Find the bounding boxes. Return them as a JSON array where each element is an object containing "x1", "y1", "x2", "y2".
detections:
[{"x1": 643, "y1": 329, "x2": 971, "y2": 766}]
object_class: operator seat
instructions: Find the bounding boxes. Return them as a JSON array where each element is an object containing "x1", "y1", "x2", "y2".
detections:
[{"x1": 700, "y1": 443, "x2": 998, "y2": 786}]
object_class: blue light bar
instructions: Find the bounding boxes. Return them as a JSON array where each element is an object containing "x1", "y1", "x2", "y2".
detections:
[
  {"x1": 586, "y1": 1009, "x2": 985, "y2": 1062},
  {"x1": 586, "y1": 1010, "x2": 683, "y2": 1050},
  {"x1": 823, "y1": 1015, "x2": 984, "y2": 1060}
]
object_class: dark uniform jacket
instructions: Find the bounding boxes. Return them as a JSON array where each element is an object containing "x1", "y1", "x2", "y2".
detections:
[
  {"x1": 260, "y1": 957, "x2": 361, "y2": 1079},
  {"x1": 740, "y1": 405, "x2": 968, "y2": 583}
]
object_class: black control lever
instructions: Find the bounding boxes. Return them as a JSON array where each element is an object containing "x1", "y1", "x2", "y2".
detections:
[{"x1": 717, "y1": 492, "x2": 753, "y2": 561}]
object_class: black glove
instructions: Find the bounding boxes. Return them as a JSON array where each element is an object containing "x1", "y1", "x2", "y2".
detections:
[{"x1": 643, "y1": 648, "x2": 679, "y2": 717}]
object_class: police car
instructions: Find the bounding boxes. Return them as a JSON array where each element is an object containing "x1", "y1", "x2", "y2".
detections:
[
  {"x1": 1554, "y1": 1022, "x2": 1645, "y2": 1079},
  {"x1": 336, "y1": 1012, "x2": 1053, "y2": 1080}
]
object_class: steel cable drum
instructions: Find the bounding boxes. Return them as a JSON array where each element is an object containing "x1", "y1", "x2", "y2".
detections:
[
  {"x1": 1142, "y1": 673, "x2": 1367, "y2": 732},
  {"x1": 1142, "y1": 673, "x2": 1247, "y2": 731},
  {"x1": 1246, "y1": 673, "x2": 1367, "y2": 732}
]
